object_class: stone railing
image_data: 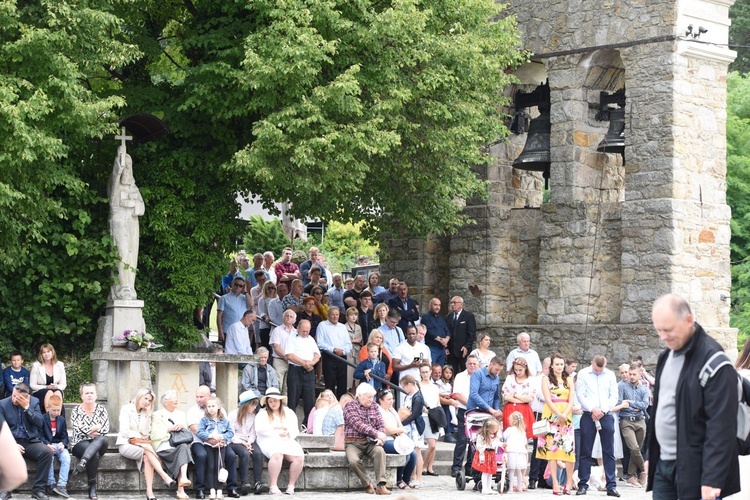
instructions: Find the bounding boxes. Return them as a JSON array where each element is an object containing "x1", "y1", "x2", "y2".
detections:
[{"x1": 90, "y1": 351, "x2": 256, "y2": 431}]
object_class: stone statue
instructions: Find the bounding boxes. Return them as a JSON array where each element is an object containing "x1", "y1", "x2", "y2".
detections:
[{"x1": 108, "y1": 134, "x2": 145, "y2": 301}]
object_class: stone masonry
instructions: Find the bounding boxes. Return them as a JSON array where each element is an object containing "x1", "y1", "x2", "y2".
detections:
[{"x1": 380, "y1": 0, "x2": 738, "y2": 367}]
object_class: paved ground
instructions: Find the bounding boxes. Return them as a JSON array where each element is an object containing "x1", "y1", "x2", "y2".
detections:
[{"x1": 41, "y1": 478, "x2": 652, "y2": 500}]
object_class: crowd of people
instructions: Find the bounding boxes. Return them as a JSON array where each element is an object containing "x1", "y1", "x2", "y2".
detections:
[{"x1": 2, "y1": 262, "x2": 749, "y2": 500}]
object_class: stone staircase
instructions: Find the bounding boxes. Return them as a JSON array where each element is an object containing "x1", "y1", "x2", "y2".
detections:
[{"x1": 19, "y1": 434, "x2": 406, "y2": 495}]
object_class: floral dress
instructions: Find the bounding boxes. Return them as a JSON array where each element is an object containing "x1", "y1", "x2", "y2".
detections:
[{"x1": 535, "y1": 377, "x2": 575, "y2": 463}]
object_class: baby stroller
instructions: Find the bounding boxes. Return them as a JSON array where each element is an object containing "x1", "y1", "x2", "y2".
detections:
[{"x1": 455, "y1": 409, "x2": 509, "y2": 493}]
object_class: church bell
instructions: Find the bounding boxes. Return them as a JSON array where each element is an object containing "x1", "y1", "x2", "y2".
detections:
[
  {"x1": 512, "y1": 105, "x2": 551, "y2": 175},
  {"x1": 511, "y1": 81, "x2": 551, "y2": 180},
  {"x1": 595, "y1": 88, "x2": 626, "y2": 160}
]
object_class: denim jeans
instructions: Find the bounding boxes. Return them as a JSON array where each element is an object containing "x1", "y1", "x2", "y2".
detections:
[{"x1": 48, "y1": 443, "x2": 70, "y2": 487}]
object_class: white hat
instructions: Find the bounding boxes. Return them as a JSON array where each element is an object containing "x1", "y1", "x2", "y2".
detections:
[
  {"x1": 393, "y1": 434, "x2": 415, "y2": 455},
  {"x1": 238, "y1": 390, "x2": 258, "y2": 406},
  {"x1": 260, "y1": 387, "x2": 287, "y2": 406}
]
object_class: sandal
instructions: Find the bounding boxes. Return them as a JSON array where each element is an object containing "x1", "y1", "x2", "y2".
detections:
[
  {"x1": 397, "y1": 482, "x2": 410, "y2": 490},
  {"x1": 269, "y1": 486, "x2": 283, "y2": 496}
]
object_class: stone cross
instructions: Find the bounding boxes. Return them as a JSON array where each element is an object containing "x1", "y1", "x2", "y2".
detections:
[{"x1": 115, "y1": 127, "x2": 133, "y2": 165}]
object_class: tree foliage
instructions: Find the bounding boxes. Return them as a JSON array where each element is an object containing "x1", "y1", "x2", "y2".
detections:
[
  {"x1": 242, "y1": 216, "x2": 290, "y2": 258},
  {"x1": 0, "y1": 0, "x2": 524, "y2": 353},
  {"x1": 0, "y1": 0, "x2": 138, "y2": 355},
  {"x1": 731, "y1": 0, "x2": 750, "y2": 74},
  {"x1": 727, "y1": 72, "x2": 750, "y2": 347}
]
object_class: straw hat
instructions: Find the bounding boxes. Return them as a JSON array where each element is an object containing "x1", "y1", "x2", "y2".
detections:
[
  {"x1": 238, "y1": 390, "x2": 258, "y2": 406},
  {"x1": 260, "y1": 387, "x2": 287, "y2": 406}
]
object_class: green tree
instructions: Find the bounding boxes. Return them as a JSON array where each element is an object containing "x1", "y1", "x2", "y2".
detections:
[
  {"x1": 1, "y1": 0, "x2": 524, "y2": 352},
  {"x1": 0, "y1": 0, "x2": 138, "y2": 354},
  {"x1": 731, "y1": 0, "x2": 750, "y2": 74},
  {"x1": 242, "y1": 216, "x2": 290, "y2": 257},
  {"x1": 727, "y1": 71, "x2": 750, "y2": 347}
]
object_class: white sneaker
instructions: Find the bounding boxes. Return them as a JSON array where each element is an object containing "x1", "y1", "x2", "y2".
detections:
[
  {"x1": 209, "y1": 488, "x2": 216, "y2": 499},
  {"x1": 216, "y1": 489, "x2": 223, "y2": 499}
]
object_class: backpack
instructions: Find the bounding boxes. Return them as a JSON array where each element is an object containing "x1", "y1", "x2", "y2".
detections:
[{"x1": 698, "y1": 351, "x2": 750, "y2": 455}]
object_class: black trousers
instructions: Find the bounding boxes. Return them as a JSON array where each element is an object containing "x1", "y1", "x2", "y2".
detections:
[
  {"x1": 451, "y1": 408, "x2": 473, "y2": 474},
  {"x1": 18, "y1": 439, "x2": 53, "y2": 492},
  {"x1": 322, "y1": 353, "x2": 348, "y2": 399},
  {"x1": 72, "y1": 436, "x2": 107, "y2": 482},
  {"x1": 287, "y1": 364, "x2": 316, "y2": 424},
  {"x1": 192, "y1": 442, "x2": 237, "y2": 492},
  {"x1": 228, "y1": 442, "x2": 264, "y2": 485},
  {"x1": 447, "y1": 351, "x2": 467, "y2": 375}
]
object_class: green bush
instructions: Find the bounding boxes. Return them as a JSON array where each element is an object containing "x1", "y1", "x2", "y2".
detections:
[{"x1": 62, "y1": 354, "x2": 94, "y2": 403}]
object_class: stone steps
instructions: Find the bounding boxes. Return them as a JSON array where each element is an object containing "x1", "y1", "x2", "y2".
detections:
[{"x1": 18, "y1": 434, "x2": 407, "y2": 494}]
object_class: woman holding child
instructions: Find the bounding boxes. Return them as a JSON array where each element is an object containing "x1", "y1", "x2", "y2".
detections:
[{"x1": 117, "y1": 388, "x2": 176, "y2": 500}]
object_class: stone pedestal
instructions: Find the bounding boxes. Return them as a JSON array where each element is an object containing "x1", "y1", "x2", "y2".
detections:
[{"x1": 93, "y1": 299, "x2": 149, "y2": 409}]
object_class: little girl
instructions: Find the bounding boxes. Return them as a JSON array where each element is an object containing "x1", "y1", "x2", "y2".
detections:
[
  {"x1": 503, "y1": 411, "x2": 528, "y2": 492},
  {"x1": 474, "y1": 417, "x2": 503, "y2": 496},
  {"x1": 197, "y1": 396, "x2": 235, "y2": 499}
]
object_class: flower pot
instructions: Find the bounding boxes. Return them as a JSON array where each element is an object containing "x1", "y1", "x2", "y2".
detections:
[{"x1": 126, "y1": 340, "x2": 140, "y2": 352}]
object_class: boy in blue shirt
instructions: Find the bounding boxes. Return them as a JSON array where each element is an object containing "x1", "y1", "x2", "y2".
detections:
[
  {"x1": 3, "y1": 350, "x2": 30, "y2": 397},
  {"x1": 42, "y1": 392, "x2": 71, "y2": 498},
  {"x1": 353, "y1": 343, "x2": 387, "y2": 390}
]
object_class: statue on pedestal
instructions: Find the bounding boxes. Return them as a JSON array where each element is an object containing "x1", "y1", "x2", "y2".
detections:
[{"x1": 108, "y1": 130, "x2": 145, "y2": 301}]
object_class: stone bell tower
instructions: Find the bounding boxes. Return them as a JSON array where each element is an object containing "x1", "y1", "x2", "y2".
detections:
[{"x1": 380, "y1": 0, "x2": 738, "y2": 364}]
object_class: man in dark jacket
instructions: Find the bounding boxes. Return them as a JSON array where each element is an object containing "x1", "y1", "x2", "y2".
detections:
[
  {"x1": 446, "y1": 296, "x2": 476, "y2": 373},
  {"x1": 0, "y1": 383, "x2": 53, "y2": 499},
  {"x1": 647, "y1": 294, "x2": 740, "y2": 500}
]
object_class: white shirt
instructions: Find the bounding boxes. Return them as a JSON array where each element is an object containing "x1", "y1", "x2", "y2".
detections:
[
  {"x1": 285, "y1": 334, "x2": 321, "y2": 366},
  {"x1": 187, "y1": 404, "x2": 205, "y2": 444},
  {"x1": 453, "y1": 370, "x2": 471, "y2": 410},
  {"x1": 392, "y1": 340, "x2": 431, "y2": 381},
  {"x1": 270, "y1": 324, "x2": 295, "y2": 359},
  {"x1": 225, "y1": 320, "x2": 252, "y2": 355},
  {"x1": 576, "y1": 365, "x2": 618, "y2": 413},
  {"x1": 530, "y1": 374, "x2": 546, "y2": 413},
  {"x1": 506, "y1": 346, "x2": 543, "y2": 375}
]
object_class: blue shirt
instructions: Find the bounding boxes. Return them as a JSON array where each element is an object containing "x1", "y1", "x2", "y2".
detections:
[
  {"x1": 617, "y1": 379, "x2": 649, "y2": 419},
  {"x1": 218, "y1": 291, "x2": 249, "y2": 331},
  {"x1": 379, "y1": 324, "x2": 404, "y2": 355},
  {"x1": 316, "y1": 321, "x2": 352, "y2": 356},
  {"x1": 420, "y1": 311, "x2": 450, "y2": 348},
  {"x1": 3, "y1": 367, "x2": 30, "y2": 398},
  {"x1": 467, "y1": 367, "x2": 500, "y2": 412},
  {"x1": 327, "y1": 285, "x2": 346, "y2": 310}
]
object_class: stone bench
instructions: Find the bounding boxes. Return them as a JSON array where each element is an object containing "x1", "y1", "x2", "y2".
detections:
[{"x1": 18, "y1": 434, "x2": 407, "y2": 494}]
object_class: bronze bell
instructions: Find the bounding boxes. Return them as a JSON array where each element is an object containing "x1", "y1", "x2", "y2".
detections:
[
  {"x1": 597, "y1": 107, "x2": 625, "y2": 155},
  {"x1": 512, "y1": 105, "x2": 550, "y2": 176}
]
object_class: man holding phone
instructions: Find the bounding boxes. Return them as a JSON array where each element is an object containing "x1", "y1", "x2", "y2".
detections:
[{"x1": 392, "y1": 325, "x2": 432, "y2": 382}]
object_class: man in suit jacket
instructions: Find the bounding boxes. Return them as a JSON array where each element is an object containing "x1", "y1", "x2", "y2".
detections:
[
  {"x1": 387, "y1": 282, "x2": 420, "y2": 332},
  {"x1": 0, "y1": 383, "x2": 54, "y2": 499},
  {"x1": 445, "y1": 296, "x2": 477, "y2": 373}
]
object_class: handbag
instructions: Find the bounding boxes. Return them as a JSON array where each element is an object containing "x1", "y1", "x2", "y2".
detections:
[
  {"x1": 427, "y1": 406, "x2": 447, "y2": 432},
  {"x1": 532, "y1": 419, "x2": 551, "y2": 437},
  {"x1": 217, "y1": 445, "x2": 228, "y2": 483},
  {"x1": 169, "y1": 429, "x2": 194, "y2": 447}
]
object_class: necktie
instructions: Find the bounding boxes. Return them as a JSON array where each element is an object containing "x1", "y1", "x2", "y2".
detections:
[{"x1": 454, "y1": 313, "x2": 459, "y2": 323}]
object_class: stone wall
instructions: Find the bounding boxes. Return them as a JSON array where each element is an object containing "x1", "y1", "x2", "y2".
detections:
[{"x1": 379, "y1": 0, "x2": 738, "y2": 366}]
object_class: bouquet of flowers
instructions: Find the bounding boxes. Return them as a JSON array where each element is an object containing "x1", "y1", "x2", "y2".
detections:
[{"x1": 114, "y1": 329, "x2": 162, "y2": 349}]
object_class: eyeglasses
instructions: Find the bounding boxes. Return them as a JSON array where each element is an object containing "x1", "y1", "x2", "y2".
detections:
[
  {"x1": 313, "y1": 291, "x2": 323, "y2": 295},
  {"x1": 233, "y1": 283, "x2": 244, "y2": 288},
  {"x1": 267, "y1": 286, "x2": 276, "y2": 290}
]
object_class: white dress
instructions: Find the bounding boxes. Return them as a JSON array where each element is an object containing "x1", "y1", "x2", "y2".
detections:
[
  {"x1": 254, "y1": 406, "x2": 304, "y2": 458},
  {"x1": 591, "y1": 412, "x2": 623, "y2": 459}
]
